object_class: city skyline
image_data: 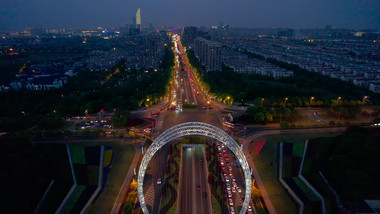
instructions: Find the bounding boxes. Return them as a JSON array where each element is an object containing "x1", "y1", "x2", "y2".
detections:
[
  {"x1": 1, "y1": 0, "x2": 380, "y2": 31},
  {"x1": 1, "y1": 3, "x2": 380, "y2": 212}
]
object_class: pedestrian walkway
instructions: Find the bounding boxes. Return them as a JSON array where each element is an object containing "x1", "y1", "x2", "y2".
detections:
[
  {"x1": 234, "y1": 191, "x2": 244, "y2": 206},
  {"x1": 144, "y1": 184, "x2": 155, "y2": 207},
  {"x1": 110, "y1": 145, "x2": 142, "y2": 214}
]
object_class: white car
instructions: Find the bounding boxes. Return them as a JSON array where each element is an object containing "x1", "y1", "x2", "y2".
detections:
[
  {"x1": 157, "y1": 178, "x2": 162, "y2": 185},
  {"x1": 226, "y1": 183, "x2": 231, "y2": 191},
  {"x1": 225, "y1": 176, "x2": 230, "y2": 182}
]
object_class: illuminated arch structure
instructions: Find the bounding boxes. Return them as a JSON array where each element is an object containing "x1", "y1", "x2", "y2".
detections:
[{"x1": 137, "y1": 122, "x2": 252, "y2": 214}]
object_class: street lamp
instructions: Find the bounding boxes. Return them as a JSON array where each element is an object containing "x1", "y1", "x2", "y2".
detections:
[
  {"x1": 284, "y1": 97, "x2": 288, "y2": 108},
  {"x1": 337, "y1": 97, "x2": 342, "y2": 105},
  {"x1": 261, "y1": 98, "x2": 264, "y2": 107},
  {"x1": 336, "y1": 97, "x2": 342, "y2": 120},
  {"x1": 310, "y1": 97, "x2": 314, "y2": 108},
  {"x1": 362, "y1": 96, "x2": 368, "y2": 107}
]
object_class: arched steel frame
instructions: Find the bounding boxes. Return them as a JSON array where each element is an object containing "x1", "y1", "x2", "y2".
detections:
[{"x1": 137, "y1": 122, "x2": 251, "y2": 214}]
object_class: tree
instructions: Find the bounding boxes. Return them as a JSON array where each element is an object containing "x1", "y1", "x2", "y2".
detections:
[
  {"x1": 111, "y1": 110, "x2": 130, "y2": 128},
  {"x1": 280, "y1": 121, "x2": 290, "y2": 129}
]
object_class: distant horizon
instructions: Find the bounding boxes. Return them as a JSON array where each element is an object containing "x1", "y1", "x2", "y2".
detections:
[
  {"x1": 2, "y1": 25, "x2": 380, "y2": 33},
  {"x1": 1, "y1": 0, "x2": 379, "y2": 32}
]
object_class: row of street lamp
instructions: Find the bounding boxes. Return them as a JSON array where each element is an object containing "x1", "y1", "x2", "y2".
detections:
[{"x1": 257, "y1": 96, "x2": 369, "y2": 108}]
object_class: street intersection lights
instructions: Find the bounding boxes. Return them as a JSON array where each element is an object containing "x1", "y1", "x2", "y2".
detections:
[
  {"x1": 137, "y1": 122, "x2": 252, "y2": 214},
  {"x1": 284, "y1": 97, "x2": 288, "y2": 108},
  {"x1": 362, "y1": 96, "x2": 368, "y2": 107},
  {"x1": 310, "y1": 97, "x2": 314, "y2": 108},
  {"x1": 337, "y1": 97, "x2": 342, "y2": 120},
  {"x1": 337, "y1": 96, "x2": 342, "y2": 105}
]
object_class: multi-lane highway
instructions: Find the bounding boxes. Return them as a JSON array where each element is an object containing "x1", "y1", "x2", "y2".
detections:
[
  {"x1": 171, "y1": 35, "x2": 210, "y2": 110},
  {"x1": 135, "y1": 35, "x2": 247, "y2": 214},
  {"x1": 179, "y1": 145, "x2": 212, "y2": 214}
]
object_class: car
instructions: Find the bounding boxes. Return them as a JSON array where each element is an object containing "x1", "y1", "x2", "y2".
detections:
[
  {"x1": 231, "y1": 177, "x2": 236, "y2": 182},
  {"x1": 225, "y1": 176, "x2": 230, "y2": 182},
  {"x1": 232, "y1": 187, "x2": 236, "y2": 193},
  {"x1": 157, "y1": 178, "x2": 162, "y2": 185},
  {"x1": 229, "y1": 198, "x2": 234, "y2": 206},
  {"x1": 248, "y1": 205, "x2": 253, "y2": 213},
  {"x1": 220, "y1": 161, "x2": 225, "y2": 166},
  {"x1": 232, "y1": 182, "x2": 237, "y2": 187},
  {"x1": 226, "y1": 183, "x2": 231, "y2": 190},
  {"x1": 224, "y1": 153, "x2": 228, "y2": 158},
  {"x1": 226, "y1": 157, "x2": 230, "y2": 163},
  {"x1": 196, "y1": 185, "x2": 200, "y2": 190},
  {"x1": 236, "y1": 187, "x2": 242, "y2": 193},
  {"x1": 223, "y1": 149, "x2": 227, "y2": 153},
  {"x1": 230, "y1": 207, "x2": 235, "y2": 214},
  {"x1": 227, "y1": 191, "x2": 232, "y2": 198}
]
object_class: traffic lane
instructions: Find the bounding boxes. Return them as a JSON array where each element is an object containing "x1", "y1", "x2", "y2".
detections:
[
  {"x1": 181, "y1": 69, "x2": 196, "y2": 105},
  {"x1": 197, "y1": 146, "x2": 212, "y2": 214},
  {"x1": 182, "y1": 72, "x2": 191, "y2": 104},
  {"x1": 194, "y1": 147, "x2": 203, "y2": 214},
  {"x1": 186, "y1": 70, "x2": 208, "y2": 107},
  {"x1": 226, "y1": 148, "x2": 246, "y2": 207},
  {"x1": 180, "y1": 146, "x2": 211, "y2": 214},
  {"x1": 180, "y1": 146, "x2": 194, "y2": 214},
  {"x1": 186, "y1": 72, "x2": 198, "y2": 105}
]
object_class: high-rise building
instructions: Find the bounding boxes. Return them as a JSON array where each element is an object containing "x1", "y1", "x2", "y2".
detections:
[
  {"x1": 136, "y1": 8, "x2": 141, "y2": 31},
  {"x1": 194, "y1": 37, "x2": 222, "y2": 71},
  {"x1": 132, "y1": 17, "x2": 136, "y2": 28},
  {"x1": 182, "y1": 26, "x2": 197, "y2": 46}
]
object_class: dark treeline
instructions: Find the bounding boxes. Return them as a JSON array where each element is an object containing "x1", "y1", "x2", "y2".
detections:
[
  {"x1": 324, "y1": 126, "x2": 380, "y2": 207},
  {"x1": 187, "y1": 48, "x2": 379, "y2": 108},
  {"x1": 0, "y1": 136, "x2": 52, "y2": 213},
  {"x1": 0, "y1": 46, "x2": 174, "y2": 132}
]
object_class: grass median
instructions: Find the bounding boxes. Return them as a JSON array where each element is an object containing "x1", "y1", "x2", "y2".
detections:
[
  {"x1": 89, "y1": 141, "x2": 135, "y2": 214},
  {"x1": 249, "y1": 132, "x2": 342, "y2": 214}
]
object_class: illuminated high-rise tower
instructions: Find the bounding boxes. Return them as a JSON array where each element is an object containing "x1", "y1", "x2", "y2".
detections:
[{"x1": 136, "y1": 8, "x2": 141, "y2": 31}]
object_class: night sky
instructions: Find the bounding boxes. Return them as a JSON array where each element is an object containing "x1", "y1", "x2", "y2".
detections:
[{"x1": 0, "y1": 0, "x2": 379, "y2": 31}]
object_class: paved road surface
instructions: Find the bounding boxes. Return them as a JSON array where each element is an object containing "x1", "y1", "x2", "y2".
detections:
[
  {"x1": 148, "y1": 144, "x2": 170, "y2": 213},
  {"x1": 179, "y1": 146, "x2": 212, "y2": 214}
]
